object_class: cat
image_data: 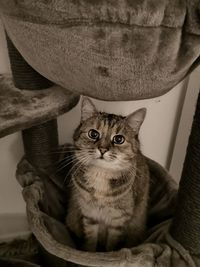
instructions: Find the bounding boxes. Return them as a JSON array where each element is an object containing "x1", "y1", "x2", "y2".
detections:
[{"x1": 65, "y1": 97, "x2": 150, "y2": 252}]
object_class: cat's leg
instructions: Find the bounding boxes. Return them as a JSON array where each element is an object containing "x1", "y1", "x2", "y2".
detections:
[
  {"x1": 66, "y1": 217, "x2": 82, "y2": 238},
  {"x1": 82, "y1": 218, "x2": 99, "y2": 252},
  {"x1": 106, "y1": 227, "x2": 122, "y2": 251},
  {"x1": 65, "y1": 200, "x2": 83, "y2": 240}
]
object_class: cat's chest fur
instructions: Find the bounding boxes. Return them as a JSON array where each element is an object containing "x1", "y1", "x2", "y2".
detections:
[
  {"x1": 85, "y1": 167, "x2": 111, "y2": 194},
  {"x1": 82, "y1": 166, "x2": 132, "y2": 199},
  {"x1": 76, "y1": 166, "x2": 134, "y2": 224}
]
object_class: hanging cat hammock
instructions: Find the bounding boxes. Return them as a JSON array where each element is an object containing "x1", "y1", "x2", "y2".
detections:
[{"x1": 0, "y1": 1, "x2": 200, "y2": 266}]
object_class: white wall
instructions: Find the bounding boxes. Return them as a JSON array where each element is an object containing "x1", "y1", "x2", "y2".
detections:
[
  {"x1": 170, "y1": 66, "x2": 200, "y2": 180},
  {"x1": 0, "y1": 19, "x2": 192, "y2": 218}
]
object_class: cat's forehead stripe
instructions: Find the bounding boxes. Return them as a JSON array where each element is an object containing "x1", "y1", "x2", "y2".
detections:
[
  {"x1": 95, "y1": 118, "x2": 101, "y2": 130},
  {"x1": 103, "y1": 118, "x2": 117, "y2": 135},
  {"x1": 100, "y1": 113, "x2": 124, "y2": 129}
]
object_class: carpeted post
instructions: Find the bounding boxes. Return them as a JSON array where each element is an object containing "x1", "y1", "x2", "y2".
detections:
[
  {"x1": 6, "y1": 33, "x2": 65, "y2": 267},
  {"x1": 6, "y1": 33, "x2": 53, "y2": 90},
  {"x1": 170, "y1": 91, "x2": 200, "y2": 254},
  {"x1": 22, "y1": 120, "x2": 58, "y2": 169},
  {"x1": 6, "y1": 33, "x2": 58, "y2": 169}
]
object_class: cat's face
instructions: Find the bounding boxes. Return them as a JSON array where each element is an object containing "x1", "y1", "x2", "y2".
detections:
[{"x1": 73, "y1": 97, "x2": 146, "y2": 171}]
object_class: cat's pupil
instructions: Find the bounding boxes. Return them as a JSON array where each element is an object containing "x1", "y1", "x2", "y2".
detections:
[
  {"x1": 113, "y1": 135, "x2": 125, "y2": 144},
  {"x1": 88, "y1": 129, "x2": 100, "y2": 140}
]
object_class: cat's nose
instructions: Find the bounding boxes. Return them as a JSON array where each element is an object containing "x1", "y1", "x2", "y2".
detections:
[{"x1": 99, "y1": 148, "x2": 108, "y2": 155}]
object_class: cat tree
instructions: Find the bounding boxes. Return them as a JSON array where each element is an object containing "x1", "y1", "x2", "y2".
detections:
[{"x1": 0, "y1": 1, "x2": 200, "y2": 266}]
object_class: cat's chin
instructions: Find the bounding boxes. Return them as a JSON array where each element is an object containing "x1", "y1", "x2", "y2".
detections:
[{"x1": 91, "y1": 158, "x2": 125, "y2": 171}]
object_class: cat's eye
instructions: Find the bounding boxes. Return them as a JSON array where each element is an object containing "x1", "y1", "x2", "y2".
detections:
[
  {"x1": 113, "y1": 135, "x2": 125, "y2": 144},
  {"x1": 88, "y1": 129, "x2": 100, "y2": 140}
]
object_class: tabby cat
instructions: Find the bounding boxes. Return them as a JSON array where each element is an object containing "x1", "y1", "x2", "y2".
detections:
[{"x1": 65, "y1": 97, "x2": 149, "y2": 252}]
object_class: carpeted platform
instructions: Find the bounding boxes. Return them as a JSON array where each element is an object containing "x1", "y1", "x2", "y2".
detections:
[{"x1": 0, "y1": 74, "x2": 79, "y2": 138}]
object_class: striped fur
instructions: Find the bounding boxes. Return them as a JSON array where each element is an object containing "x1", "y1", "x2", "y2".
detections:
[{"x1": 65, "y1": 97, "x2": 149, "y2": 252}]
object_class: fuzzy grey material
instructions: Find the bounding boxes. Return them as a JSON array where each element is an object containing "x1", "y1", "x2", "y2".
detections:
[
  {"x1": 0, "y1": 74, "x2": 79, "y2": 138},
  {"x1": 1, "y1": 1, "x2": 200, "y2": 101},
  {"x1": 14, "y1": 151, "x2": 198, "y2": 267}
]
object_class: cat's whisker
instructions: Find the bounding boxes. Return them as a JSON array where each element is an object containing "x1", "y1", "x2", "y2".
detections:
[
  {"x1": 50, "y1": 149, "x2": 91, "y2": 169},
  {"x1": 55, "y1": 158, "x2": 76, "y2": 170},
  {"x1": 40, "y1": 150, "x2": 74, "y2": 154},
  {"x1": 63, "y1": 160, "x2": 84, "y2": 186},
  {"x1": 71, "y1": 157, "x2": 90, "y2": 178},
  {"x1": 44, "y1": 154, "x2": 76, "y2": 169},
  {"x1": 49, "y1": 151, "x2": 76, "y2": 154},
  {"x1": 57, "y1": 153, "x2": 89, "y2": 174},
  {"x1": 55, "y1": 158, "x2": 79, "y2": 173},
  {"x1": 53, "y1": 154, "x2": 84, "y2": 172},
  {"x1": 66, "y1": 155, "x2": 90, "y2": 177},
  {"x1": 57, "y1": 155, "x2": 75, "y2": 163}
]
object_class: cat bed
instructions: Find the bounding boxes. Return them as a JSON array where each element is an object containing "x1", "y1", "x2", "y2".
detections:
[
  {"x1": 0, "y1": 74, "x2": 79, "y2": 138},
  {"x1": 10, "y1": 151, "x2": 197, "y2": 267},
  {"x1": 1, "y1": 1, "x2": 200, "y2": 101}
]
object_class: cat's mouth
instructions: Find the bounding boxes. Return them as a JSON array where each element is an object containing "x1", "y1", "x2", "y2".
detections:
[
  {"x1": 92, "y1": 156, "x2": 111, "y2": 164},
  {"x1": 94, "y1": 158, "x2": 113, "y2": 168},
  {"x1": 96, "y1": 157, "x2": 107, "y2": 162},
  {"x1": 97, "y1": 153, "x2": 112, "y2": 161}
]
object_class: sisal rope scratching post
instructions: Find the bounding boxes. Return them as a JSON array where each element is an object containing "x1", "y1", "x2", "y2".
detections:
[
  {"x1": 6, "y1": 33, "x2": 53, "y2": 90},
  {"x1": 6, "y1": 34, "x2": 58, "y2": 169},
  {"x1": 170, "y1": 91, "x2": 200, "y2": 254},
  {"x1": 6, "y1": 33, "x2": 63, "y2": 267}
]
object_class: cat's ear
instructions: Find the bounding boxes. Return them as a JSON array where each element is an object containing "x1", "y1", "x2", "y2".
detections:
[
  {"x1": 81, "y1": 96, "x2": 97, "y2": 121},
  {"x1": 126, "y1": 108, "x2": 146, "y2": 133}
]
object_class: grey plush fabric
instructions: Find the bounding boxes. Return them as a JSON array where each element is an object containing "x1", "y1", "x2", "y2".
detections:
[
  {"x1": 0, "y1": 74, "x2": 79, "y2": 138},
  {"x1": 1, "y1": 1, "x2": 200, "y2": 101},
  {"x1": 14, "y1": 150, "x2": 198, "y2": 267},
  {"x1": 0, "y1": 234, "x2": 40, "y2": 267},
  {"x1": 0, "y1": 258, "x2": 41, "y2": 267}
]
